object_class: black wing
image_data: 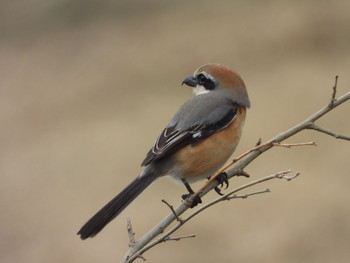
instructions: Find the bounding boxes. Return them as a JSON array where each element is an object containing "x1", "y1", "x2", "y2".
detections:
[{"x1": 141, "y1": 103, "x2": 238, "y2": 166}]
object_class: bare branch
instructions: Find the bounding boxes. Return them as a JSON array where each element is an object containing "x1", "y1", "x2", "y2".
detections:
[
  {"x1": 272, "y1": 142, "x2": 317, "y2": 148},
  {"x1": 163, "y1": 234, "x2": 196, "y2": 242},
  {"x1": 122, "y1": 84, "x2": 350, "y2": 262},
  {"x1": 308, "y1": 123, "x2": 350, "y2": 141},
  {"x1": 329, "y1": 75, "x2": 339, "y2": 106},
  {"x1": 225, "y1": 189, "x2": 271, "y2": 200},
  {"x1": 123, "y1": 170, "x2": 298, "y2": 263},
  {"x1": 281, "y1": 172, "x2": 300, "y2": 181}
]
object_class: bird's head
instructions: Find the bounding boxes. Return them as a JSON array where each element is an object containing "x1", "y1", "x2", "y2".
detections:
[{"x1": 182, "y1": 63, "x2": 250, "y2": 108}]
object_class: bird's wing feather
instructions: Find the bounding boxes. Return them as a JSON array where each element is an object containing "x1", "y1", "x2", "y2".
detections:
[{"x1": 141, "y1": 96, "x2": 238, "y2": 166}]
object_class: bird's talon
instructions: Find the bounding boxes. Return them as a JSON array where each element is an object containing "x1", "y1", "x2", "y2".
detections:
[
  {"x1": 224, "y1": 181, "x2": 229, "y2": 190},
  {"x1": 214, "y1": 186, "x2": 224, "y2": 196}
]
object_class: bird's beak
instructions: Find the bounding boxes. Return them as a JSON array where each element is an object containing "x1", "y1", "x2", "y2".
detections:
[{"x1": 182, "y1": 75, "x2": 197, "y2": 87}]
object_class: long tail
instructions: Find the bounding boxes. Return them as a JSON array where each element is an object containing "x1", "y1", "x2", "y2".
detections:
[{"x1": 77, "y1": 170, "x2": 158, "y2": 240}]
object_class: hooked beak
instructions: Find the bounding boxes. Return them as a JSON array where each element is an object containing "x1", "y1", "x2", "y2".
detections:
[{"x1": 182, "y1": 75, "x2": 197, "y2": 87}]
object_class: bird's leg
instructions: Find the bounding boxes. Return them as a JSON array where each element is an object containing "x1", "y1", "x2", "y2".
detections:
[{"x1": 181, "y1": 178, "x2": 202, "y2": 208}]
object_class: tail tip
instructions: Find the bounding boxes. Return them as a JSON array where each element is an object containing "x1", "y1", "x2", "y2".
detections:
[{"x1": 77, "y1": 228, "x2": 95, "y2": 240}]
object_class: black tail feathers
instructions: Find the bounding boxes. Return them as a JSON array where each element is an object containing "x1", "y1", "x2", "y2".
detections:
[{"x1": 77, "y1": 170, "x2": 158, "y2": 239}]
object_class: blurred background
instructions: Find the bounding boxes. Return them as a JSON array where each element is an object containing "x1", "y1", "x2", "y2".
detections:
[{"x1": 1, "y1": 0, "x2": 350, "y2": 262}]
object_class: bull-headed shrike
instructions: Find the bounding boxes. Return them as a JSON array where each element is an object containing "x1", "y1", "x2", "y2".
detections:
[{"x1": 78, "y1": 63, "x2": 250, "y2": 239}]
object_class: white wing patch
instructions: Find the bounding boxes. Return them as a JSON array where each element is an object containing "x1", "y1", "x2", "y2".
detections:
[{"x1": 192, "y1": 131, "x2": 202, "y2": 138}]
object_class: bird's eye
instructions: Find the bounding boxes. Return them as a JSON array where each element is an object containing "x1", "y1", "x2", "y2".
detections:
[
  {"x1": 196, "y1": 73, "x2": 216, "y2": 90},
  {"x1": 197, "y1": 73, "x2": 207, "y2": 84}
]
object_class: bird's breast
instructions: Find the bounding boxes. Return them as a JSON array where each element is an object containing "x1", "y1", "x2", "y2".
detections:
[{"x1": 170, "y1": 106, "x2": 247, "y2": 182}]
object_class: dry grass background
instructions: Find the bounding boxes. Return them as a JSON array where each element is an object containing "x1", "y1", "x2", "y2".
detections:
[{"x1": 1, "y1": 1, "x2": 350, "y2": 262}]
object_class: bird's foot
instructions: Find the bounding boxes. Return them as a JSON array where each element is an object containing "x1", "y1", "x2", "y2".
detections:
[
  {"x1": 181, "y1": 193, "x2": 202, "y2": 208},
  {"x1": 214, "y1": 172, "x2": 229, "y2": 196}
]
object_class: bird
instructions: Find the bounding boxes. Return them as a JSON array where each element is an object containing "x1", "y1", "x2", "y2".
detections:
[{"x1": 77, "y1": 63, "x2": 250, "y2": 240}]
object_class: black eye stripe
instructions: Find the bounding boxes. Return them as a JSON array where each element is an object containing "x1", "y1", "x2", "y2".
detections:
[{"x1": 196, "y1": 73, "x2": 215, "y2": 90}]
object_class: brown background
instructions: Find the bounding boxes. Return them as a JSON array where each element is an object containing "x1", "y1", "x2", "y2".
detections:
[{"x1": 1, "y1": 1, "x2": 350, "y2": 262}]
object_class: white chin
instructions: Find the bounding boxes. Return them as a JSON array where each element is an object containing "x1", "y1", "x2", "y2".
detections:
[{"x1": 192, "y1": 85, "x2": 210, "y2": 96}]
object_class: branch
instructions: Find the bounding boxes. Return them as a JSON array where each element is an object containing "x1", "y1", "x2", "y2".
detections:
[
  {"x1": 307, "y1": 123, "x2": 350, "y2": 141},
  {"x1": 125, "y1": 170, "x2": 296, "y2": 262},
  {"x1": 122, "y1": 79, "x2": 350, "y2": 262},
  {"x1": 225, "y1": 189, "x2": 271, "y2": 200},
  {"x1": 329, "y1": 75, "x2": 338, "y2": 105},
  {"x1": 163, "y1": 234, "x2": 196, "y2": 242}
]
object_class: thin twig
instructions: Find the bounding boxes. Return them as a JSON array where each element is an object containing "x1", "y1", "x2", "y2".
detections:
[
  {"x1": 255, "y1": 138, "x2": 262, "y2": 146},
  {"x1": 282, "y1": 172, "x2": 300, "y2": 181},
  {"x1": 162, "y1": 200, "x2": 183, "y2": 223},
  {"x1": 308, "y1": 124, "x2": 350, "y2": 141},
  {"x1": 163, "y1": 234, "x2": 196, "y2": 242},
  {"x1": 225, "y1": 189, "x2": 271, "y2": 200},
  {"x1": 272, "y1": 142, "x2": 317, "y2": 148},
  {"x1": 127, "y1": 217, "x2": 136, "y2": 248},
  {"x1": 329, "y1": 75, "x2": 338, "y2": 106}
]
